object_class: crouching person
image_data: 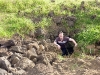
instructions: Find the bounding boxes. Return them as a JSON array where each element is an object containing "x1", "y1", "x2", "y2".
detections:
[{"x1": 54, "y1": 31, "x2": 77, "y2": 56}]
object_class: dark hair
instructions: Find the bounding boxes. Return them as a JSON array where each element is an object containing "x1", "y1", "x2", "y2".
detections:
[{"x1": 59, "y1": 31, "x2": 63, "y2": 34}]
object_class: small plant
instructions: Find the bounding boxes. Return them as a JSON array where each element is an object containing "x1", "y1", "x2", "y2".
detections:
[{"x1": 57, "y1": 54, "x2": 65, "y2": 60}]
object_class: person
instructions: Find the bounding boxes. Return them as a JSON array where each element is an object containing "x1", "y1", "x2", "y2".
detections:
[{"x1": 54, "y1": 31, "x2": 77, "y2": 56}]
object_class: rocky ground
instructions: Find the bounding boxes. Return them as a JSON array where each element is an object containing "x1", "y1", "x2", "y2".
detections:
[
  {"x1": 0, "y1": 0, "x2": 100, "y2": 75},
  {"x1": 0, "y1": 34, "x2": 100, "y2": 75}
]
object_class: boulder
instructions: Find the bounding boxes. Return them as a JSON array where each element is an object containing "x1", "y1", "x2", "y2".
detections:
[
  {"x1": 28, "y1": 30, "x2": 35, "y2": 38},
  {"x1": 66, "y1": 16, "x2": 77, "y2": 22},
  {"x1": 12, "y1": 69, "x2": 26, "y2": 75},
  {"x1": 22, "y1": 37, "x2": 33, "y2": 45},
  {"x1": 39, "y1": 40, "x2": 47, "y2": 46},
  {"x1": 9, "y1": 46, "x2": 26, "y2": 54},
  {"x1": 34, "y1": 27, "x2": 46, "y2": 38},
  {"x1": 67, "y1": 20, "x2": 75, "y2": 26},
  {"x1": 0, "y1": 52, "x2": 8, "y2": 57},
  {"x1": 39, "y1": 44, "x2": 45, "y2": 51},
  {"x1": 0, "y1": 68, "x2": 12, "y2": 75},
  {"x1": 0, "y1": 47, "x2": 8, "y2": 57},
  {"x1": 44, "y1": 43, "x2": 61, "y2": 53},
  {"x1": 48, "y1": 10, "x2": 55, "y2": 17},
  {"x1": 15, "y1": 57, "x2": 35, "y2": 71},
  {"x1": 0, "y1": 57, "x2": 11, "y2": 71},
  {"x1": 0, "y1": 40, "x2": 15, "y2": 49},
  {"x1": 53, "y1": 16, "x2": 62, "y2": 25},
  {"x1": 32, "y1": 16, "x2": 42, "y2": 23},
  {"x1": 65, "y1": 16, "x2": 77, "y2": 26},
  {"x1": 37, "y1": 52, "x2": 57, "y2": 65},
  {"x1": 27, "y1": 63, "x2": 54, "y2": 75},
  {"x1": 8, "y1": 54, "x2": 20, "y2": 67},
  {"x1": 26, "y1": 48, "x2": 37, "y2": 60},
  {"x1": 27, "y1": 42, "x2": 39, "y2": 50}
]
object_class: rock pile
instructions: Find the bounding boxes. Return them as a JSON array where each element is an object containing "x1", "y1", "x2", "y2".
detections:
[
  {"x1": 0, "y1": 35, "x2": 100, "y2": 75},
  {"x1": 0, "y1": 35, "x2": 60, "y2": 75}
]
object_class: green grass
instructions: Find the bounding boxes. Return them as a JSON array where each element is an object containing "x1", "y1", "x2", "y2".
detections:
[
  {"x1": 57, "y1": 54, "x2": 65, "y2": 60},
  {"x1": 76, "y1": 25, "x2": 100, "y2": 45},
  {"x1": 0, "y1": 13, "x2": 34, "y2": 37}
]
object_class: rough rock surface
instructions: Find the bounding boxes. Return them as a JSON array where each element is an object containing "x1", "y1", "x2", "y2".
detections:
[{"x1": 0, "y1": 34, "x2": 100, "y2": 75}]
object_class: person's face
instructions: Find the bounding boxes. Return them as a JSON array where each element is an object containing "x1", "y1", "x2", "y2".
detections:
[{"x1": 59, "y1": 33, "x2": 64, "y2": 40}]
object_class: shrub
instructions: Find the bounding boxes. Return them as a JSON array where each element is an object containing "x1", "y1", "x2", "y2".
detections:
[{"x1": 76, "y1": 25, "x2": 100, "y2": 46}]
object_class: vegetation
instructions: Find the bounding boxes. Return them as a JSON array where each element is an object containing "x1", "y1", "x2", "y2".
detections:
[{"x1": 0, "y1": 0, "x2": 100, "y2": 55}]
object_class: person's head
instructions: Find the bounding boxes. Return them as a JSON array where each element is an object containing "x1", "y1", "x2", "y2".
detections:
[{"x1": 58, "y1": 31, "x2": 64, "y2": 39}]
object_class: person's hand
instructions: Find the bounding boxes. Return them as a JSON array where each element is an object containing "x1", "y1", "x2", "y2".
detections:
[
  {"x1": 74, "y1": 43, "x2": 77, "y2": 47},
  {"x1": 57, "y1": 45, "x2": 61, "y2": 49}
]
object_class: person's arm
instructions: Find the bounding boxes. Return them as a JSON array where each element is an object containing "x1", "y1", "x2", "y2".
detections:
[
  {"x1": 54, "y1": 39, "x2": 61, "y2": 49},
  {"x1": 54, "y1": 41, "x2": 58, "y2": 46},
  {"x1": 69, "y1": 38, "x2": 77, "y2": 47}
]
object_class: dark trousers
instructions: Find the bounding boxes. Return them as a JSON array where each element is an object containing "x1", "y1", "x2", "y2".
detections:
[{"x1": 61, "y1": 47, "x2": 74, "y2": 56}]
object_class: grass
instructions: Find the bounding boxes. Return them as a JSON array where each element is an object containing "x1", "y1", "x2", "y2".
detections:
[
  {"x1": 57, "y1": 54, "x2": 65, "y2": 60},
  {"x1": 76, "y1": 25, "x2": 100, "y2": 45},
  {"x1": 0, "y1": 13, "x2": 34, "y2": 37}
]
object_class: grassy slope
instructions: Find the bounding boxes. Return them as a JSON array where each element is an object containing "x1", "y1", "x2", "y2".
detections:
[{"x1": 0, "y1": 0, "x2": 100, "y2": 46}]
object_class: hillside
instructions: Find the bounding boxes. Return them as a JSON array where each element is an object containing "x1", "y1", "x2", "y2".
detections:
[
  {"x1": 0, "y1": 0, "x2": 100, "y2": 43},
  {"x1": 0, "y1": 0, "x2": 100, "y2": 75}
]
